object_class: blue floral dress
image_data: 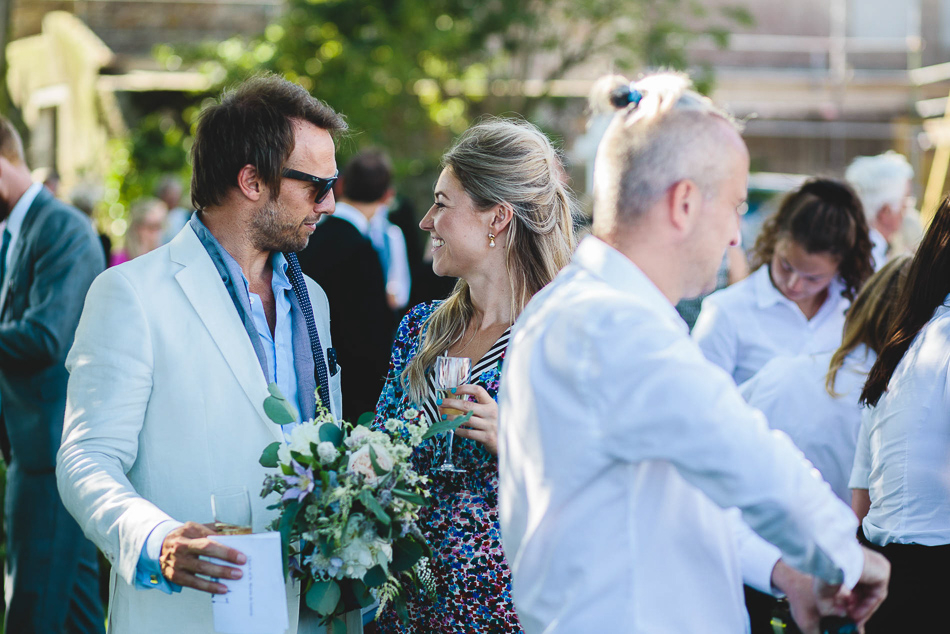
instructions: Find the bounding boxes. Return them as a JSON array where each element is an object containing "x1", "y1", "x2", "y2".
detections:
[{"x1": 372, "y1": 301, "x2": 522, "y2": 633}]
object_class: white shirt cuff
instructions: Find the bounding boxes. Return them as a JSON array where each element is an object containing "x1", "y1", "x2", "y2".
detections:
[{"x1": 145, "y1": 519, "x2": 184, "y2": 561}]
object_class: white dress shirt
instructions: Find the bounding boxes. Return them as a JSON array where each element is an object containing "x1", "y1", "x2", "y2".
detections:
[
  {"x1": 499, "y1": 237, "x2": 863, "y2": 634},
  {"x1": 869, "y1": 227, "x2": 888, "y2": 272},
  {"x1": 693, "y1": 265, "x2": 849, "y2": 384},
  {"x1": 740, "y1": 346, "x2": 875, "y2": 503},
  {"x1": 849, "y1": 297, "x2": 950, "y2": 546},
  {"x1": 368, "y1": 209, "x2": 411, "y2": 309}
]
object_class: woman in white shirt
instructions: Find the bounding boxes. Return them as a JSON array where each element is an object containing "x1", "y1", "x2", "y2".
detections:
[
  {"x1": 850, "y1": 198, "x2": 950, "y2": 633},
  {"x1": 693, "y1": 179, "x2": 874, "y2": 384},
  {"x1": 739, "y1": 255, "x2": 909, "y2": 502}
]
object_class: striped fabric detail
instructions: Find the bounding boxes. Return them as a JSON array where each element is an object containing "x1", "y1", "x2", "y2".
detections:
[{"x1": 422, "y1": 329, "x2": 511, "y2": 427}]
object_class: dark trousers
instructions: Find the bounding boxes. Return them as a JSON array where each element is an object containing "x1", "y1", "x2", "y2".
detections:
[
  {"x1": 858, "y1": 530, "x2": 950, "y2": 633},
  {"x1": 4, "y1": 462, "x2": 104, "y2": 633}
]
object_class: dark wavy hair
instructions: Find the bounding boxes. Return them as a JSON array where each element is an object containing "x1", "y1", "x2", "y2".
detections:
[
  {"x1": 861, "y1": 197, "x2": 950, "y2": 406},
  {"x1": 191, "y1": 73, "x2": 346, "y2": 210},
  {"x1": 751, "y1": 178, "x2": 874, "y2": 301}
]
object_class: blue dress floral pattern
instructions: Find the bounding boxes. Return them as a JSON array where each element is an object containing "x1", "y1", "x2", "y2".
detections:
[{"x1": 372, "y1": 301, "x2": 522, "y2": 633}]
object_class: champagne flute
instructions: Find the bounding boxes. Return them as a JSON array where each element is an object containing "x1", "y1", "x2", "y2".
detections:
[
  {"x1": 211, "y1": 485, "x2": 252, "y2": 535},
  {"x1": 434, "y1": 355, "x2": 471, "y2": 473}
]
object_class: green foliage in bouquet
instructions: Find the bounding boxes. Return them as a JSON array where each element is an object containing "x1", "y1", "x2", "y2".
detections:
[{"x1": 259, "y1": 383, "x2": 469, "y2": 625}]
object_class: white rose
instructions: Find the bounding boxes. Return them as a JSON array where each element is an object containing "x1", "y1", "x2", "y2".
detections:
[
  {"x1": 288, "y1": 424, "x2": 315, "y2": 458},
  {"x1": 317, "y1": 441, "x2": 338, "y2": 464},
  {"x1": 347, "y1": 444, "x2": 393, "y2": 484},
  {"x1": 277, "y1": 442, "x2": 292, "y2": 465},
  {"x1": 345, "y1": 425, "x2": 372, "y2": 448}
]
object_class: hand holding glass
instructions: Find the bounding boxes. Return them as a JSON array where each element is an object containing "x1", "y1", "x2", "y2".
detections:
[
  {"x1": 435, "y1": 355, "x2": 471, "y2": 473},
  {"x1": 211, "y1": 486, "x2": 252, "y2": 535}
]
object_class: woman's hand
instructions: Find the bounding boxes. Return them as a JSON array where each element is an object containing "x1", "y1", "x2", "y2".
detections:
[{"x1": 438, "y1": 384, "x2": 498, "y2": 455}]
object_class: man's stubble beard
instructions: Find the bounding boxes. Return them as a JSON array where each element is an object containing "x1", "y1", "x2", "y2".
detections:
[{"x1": 251, "y1": 198, "x2": 310, "y2": 253}]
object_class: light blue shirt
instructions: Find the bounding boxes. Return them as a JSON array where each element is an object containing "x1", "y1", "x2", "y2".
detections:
[{"x1": 135, "y1": 231, "x2": 300, "y2": 592}]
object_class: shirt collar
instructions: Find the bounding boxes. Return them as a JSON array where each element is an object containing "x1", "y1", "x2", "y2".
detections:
[
  {"x1": 752, "y1": 262, "x2": 846, "y2": 314},
  {"x1": 5, "y1": 183, "x2": 43, "y2": 243},
  {"x1": 329, "y1": 202, "x2": 370, "y2": 235},
  {"x1": 572, "y1": 236, "x2": 687, "y2": 333}
]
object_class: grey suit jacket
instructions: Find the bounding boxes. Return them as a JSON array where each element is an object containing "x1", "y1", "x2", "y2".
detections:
[{"x1": 0, "y1": 187, "x2": 105, "y2": 471}]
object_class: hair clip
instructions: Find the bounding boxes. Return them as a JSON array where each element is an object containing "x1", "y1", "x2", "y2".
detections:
[{"x1": 609, "y1": 84, "x2": 643, "y2": 110}]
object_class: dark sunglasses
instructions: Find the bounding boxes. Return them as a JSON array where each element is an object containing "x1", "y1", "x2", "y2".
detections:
[{"x1": 281, "y1": 168, "x2": 339, "y2": 204}]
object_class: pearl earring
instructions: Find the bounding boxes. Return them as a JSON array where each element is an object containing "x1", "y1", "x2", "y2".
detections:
[{"x1": 488, "y1": 233, "x2": 496, "y2": 248}]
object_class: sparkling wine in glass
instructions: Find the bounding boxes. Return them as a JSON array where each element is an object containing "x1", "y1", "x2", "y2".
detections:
[
  {"x1": 434, "y1": 355, "x2": 471, "y2": 473},
  {"x1": 211, "y1": 485, "x2": 252, "y2": 535}
]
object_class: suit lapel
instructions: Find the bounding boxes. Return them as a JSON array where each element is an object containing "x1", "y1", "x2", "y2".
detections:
[
  {"x1": 0, "y1": 189, "x2": 50, "y2": 314},
  {"x1": 170, "y1": 229, "x2": 284, "y2": 443}
]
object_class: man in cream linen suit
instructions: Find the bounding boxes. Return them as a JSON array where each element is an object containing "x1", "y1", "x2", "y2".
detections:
[{"x1": 57, "y1": 75, "x2": 345, "y2": 634}]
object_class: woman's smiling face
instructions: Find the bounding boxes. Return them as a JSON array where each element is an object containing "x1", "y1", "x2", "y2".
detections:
[{"x1": 420, "y1": 168, "x2": 492, "y2": 279}]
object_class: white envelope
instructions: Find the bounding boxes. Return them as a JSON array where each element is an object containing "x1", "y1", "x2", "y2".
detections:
[{"x1": 209, "y1": 531, "x2": 290, "y2": 634}]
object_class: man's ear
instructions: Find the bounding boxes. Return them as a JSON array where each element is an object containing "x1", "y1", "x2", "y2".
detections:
[
  {"x1": 668, "y1": 179, "x2": 702, "y2": 234},
  {"x1": 236, "y1": 164, "x2": 265, "y2": 202}
]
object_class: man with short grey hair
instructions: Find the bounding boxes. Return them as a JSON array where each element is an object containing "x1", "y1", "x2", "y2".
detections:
[
  {"x1": 499, "y1": 72, "x2": 890, "y2": 633},
  {"x1": 845, "y1": 151, "x2": 914, "y2": 270}
]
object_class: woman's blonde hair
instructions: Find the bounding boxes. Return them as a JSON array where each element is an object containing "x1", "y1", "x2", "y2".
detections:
[
  {"x1": 825, "y1": 255, "x2": 911, "y2": 396},
  {"x1": 402, "y1": 117, "x2": 578, "y2": 403}
]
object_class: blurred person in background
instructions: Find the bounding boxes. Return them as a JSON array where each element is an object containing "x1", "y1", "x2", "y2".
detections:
[
  {"x1": 157, "y1": 174, "x2": 191, "y2": 243},
  {"x1": 372, "y1": 117, "x2": 577, "y2": 633},
  {"x1": 845, "y1": 151, "x2": 915, "y2": 270},
  {"x1": 693, "y1": 179, "x2": 874, "y2": 384},
  {"x1": 354, "y1": 151, "x2": 412, "y2": 313},
  {"x1": 851, "y1": 196, "x2": 950, "y2": 632},
  {"x1": 298, "y1": 150, "x2": 395, "y2": 421},
  {"x1": 0, "y1": 116, "x2": 105, "y2": 633},
  {"x1": 738, "y1": 256, "x2": 909, "y2": 634},
  {"x1": 110, "y1": 197, "x2": 168, "y2": 266},
  {"x1": 70, "y1": 180, "x2": 113, "y2": 265}
]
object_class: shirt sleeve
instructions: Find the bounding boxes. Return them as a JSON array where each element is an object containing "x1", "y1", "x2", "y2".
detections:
[
  {"x1": 731, "y1": 510, "x2": 783, "y2": 596},
  {"x1": 385, "y1": 226, "x2": 411, "y2": 310},
  {"x1": 594, "y1": 313, "x2": 863, "y2": 589},
  {"x1": 849, "y1": 410, "x2": 872, "y2": 490},
  {"x1": 134, "y1": 520, "x2": 183, "y2": 594},
  {"x1": 692, "y1": 296, "x2": 740, "y2": 379}
]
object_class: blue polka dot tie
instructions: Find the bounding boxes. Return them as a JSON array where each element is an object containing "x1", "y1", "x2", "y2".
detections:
[{"x1": 284, "y1": 251, "x2": 331, "y2": 409}]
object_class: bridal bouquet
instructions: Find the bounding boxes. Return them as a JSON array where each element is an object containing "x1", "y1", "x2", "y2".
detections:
[{"x1": 258, "y1": 384, "x2": 467, "y2": 628}]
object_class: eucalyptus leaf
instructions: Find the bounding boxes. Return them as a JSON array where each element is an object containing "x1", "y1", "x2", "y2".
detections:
[
  {"x1": 306, "y1": 580, "x2": 341, "y2": 617},
  {"x1": 394, "y1": 592, "x2": 409, "y2": 623},
  {"x1": 278, "y1": 500, "x2": 301, "y2": 578},
  {"x1": 348, "y1": 579, "x2": 376, "y2": 608},
  {"x1": 267, "y1": 382, "x2": 286, "y2": 399},
  {"x1": 368, "y1": 445, "x2": 389, "y2": 477},
  {"x1": 362, "y1": 564, "x2": 387, "y2": 587},
  {"x1": 421, "y1": 410, "x2": 473, "y2": 440},
  {"x1": 264, "y1": 394, "x2": 297, "y2": 426},
  {"x1": 359, "y1": 489, "x2": 391, "y2": 525},
  {"x1": 356, "y1": 411, "x2": 375, "y2": 427},
  {"x1": 319, "y1": 422, "x2": 344, "y2": 447},
  {"x1": 392, "y1": 488, "x2": 426, "y2": 506},
  {"x1": 290, "y1": 450, "x2": 313, "y2": 467},
  {"x1": 259, "y1": 442, "x2": 280, "y2": 468},
  {"x1": 391, "y1": 537, "x2": 424, "y2": 572}
]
